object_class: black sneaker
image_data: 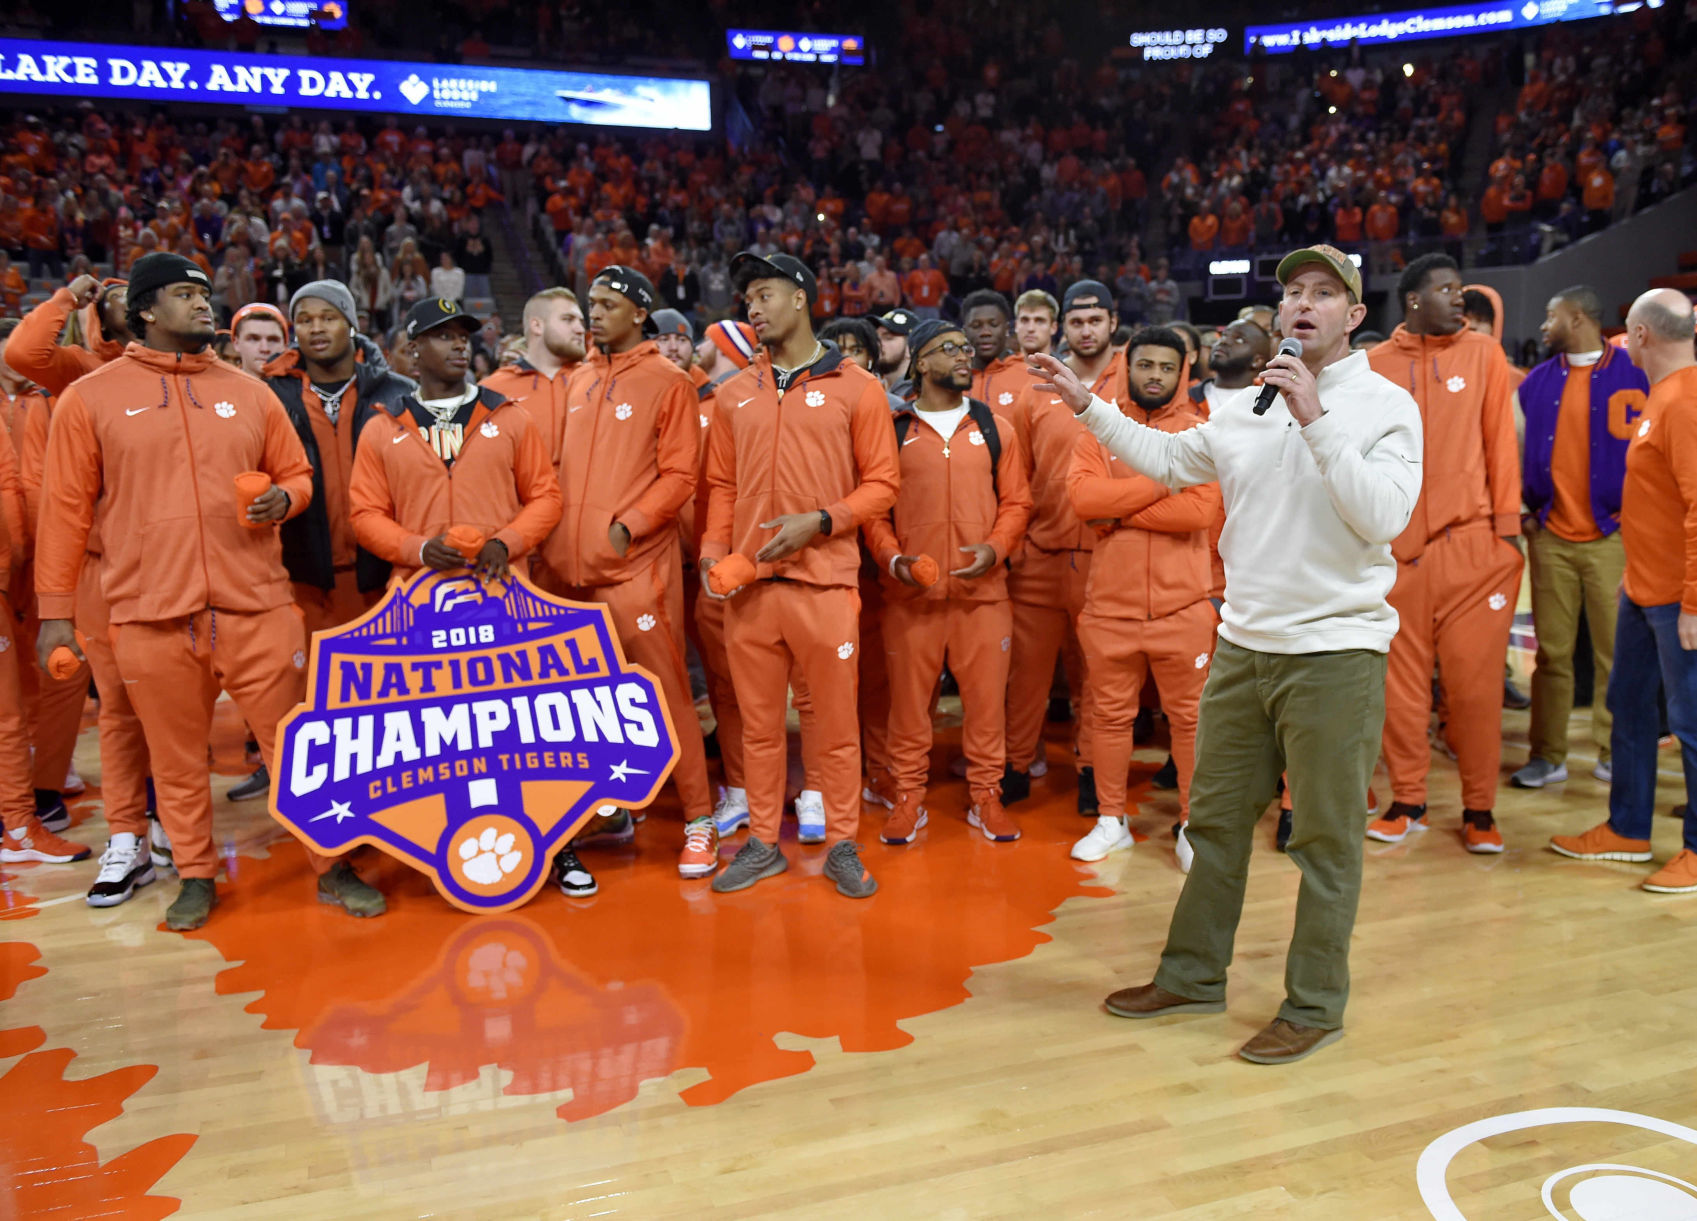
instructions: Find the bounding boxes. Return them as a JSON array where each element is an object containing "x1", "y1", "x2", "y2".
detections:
[
  {"x1": 226, "y1": 768, "x2": 270, "y2": 803},
  {"x1": 553, "y1": 847, "x2": 598, "y2": 896},
  {"x1": 822, "y1": 841, "x2": 877, "y2": 898},
  {"x1": 35, "y1": 790, "x2": 69, "y2": 833},
  {"x1": 1000, "y1": 764, "x2": 1031, "y2": 806},
  {"x1": 1077, "y1": 766, "x2": 1099, "y2": 817},
  {"x1": 86, "y1": 836, "x2": 156, "y2": 908},
  {"x1": 1046, "y1": 696, "x2": 1073, "y2": 724},
  {"x1": 1276, "y1": 807, "x2": 1293, "y2": 852},
  {"x1": 1151, "y1": 755, "x2": 1178, "y2": 790}
]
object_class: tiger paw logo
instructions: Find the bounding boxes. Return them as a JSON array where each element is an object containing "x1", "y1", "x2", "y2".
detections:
[
  {"x1": 270, "y1": 570, "x2": 679, "y2": 913},
  {"x1": 479, "y1": 421, "x2": 499, "y2": 439},
  {"x1": 636, "y1": 614, "x2": 655, "y2": 632},
  {"x1": 837, "y1": 641, "x2": 854, "y2": 660},
  {"x1": 805, "y1": 390, "x2": 826, "y2": 407},
  {"x1": 969, "y1": 431, "x2": 986, "y2": 445},
  {"x1": 1488, "y1": 592, "x2": 1508, "y2": 611},
  {"x1": 1446, "y1": 376, "x2": 1467, "y2": 393},
  {"x1": 1194, "y1": 652, "x2": 1210, "y2": 669},
  {"x1": 214, "y1": 401, "x2": 238, "y2": 418},
  {"x1": 998, "y1": 392, "x2": 1013, "y2": 405},
  {"x1": 614, "y1": 403, "x2": 633, "y2": 421}
]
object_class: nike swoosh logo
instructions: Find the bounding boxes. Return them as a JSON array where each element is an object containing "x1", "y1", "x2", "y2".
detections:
[
  {"x1": 568, "y1": 405, "x2": 584, "y2": 413},
  {"x1": 392, "y1": 434, "x2": 407, "y2": 444},
  {"x1": 125, "y1": 407, "x2": 149, "y2": 416},
  {"x1": 737, "y1": 398, "x2": 754, "y2": 408}
]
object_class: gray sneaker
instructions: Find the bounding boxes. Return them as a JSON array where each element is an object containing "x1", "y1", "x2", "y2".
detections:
[
  {"x1": 710, "y1": 836, "x2": 788, "y2": 893},
  {"x1": 822, "y1": 841, "x2": 878, "y2": 898},
  {"x1": 165, "y1": 878, "x2": 217, "y2": 931},
  {"x1": 226, "y1": 767, "x2": 270, "y2": 802},
  {"x1": 317, "y1": 860, "x2": 387, "y2": 918},
  {"x1": 1510, "y1": 758, "x2": 1568, "y2": 789}
]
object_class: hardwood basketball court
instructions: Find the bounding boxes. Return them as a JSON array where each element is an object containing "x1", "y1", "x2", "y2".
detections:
[{"x1": 3, "y1": 693, "x2": 1694, "y2": 1219}]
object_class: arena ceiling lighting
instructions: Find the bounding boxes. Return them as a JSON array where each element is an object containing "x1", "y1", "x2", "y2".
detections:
[
  {"x1": 1247, "y1": 0, "x2": 1662, "y2": 53},
  {"x1": 0, "y1": 38, "x2": 712, "y2": 130}
]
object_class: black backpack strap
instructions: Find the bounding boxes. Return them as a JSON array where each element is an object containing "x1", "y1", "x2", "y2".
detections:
[
  {"x1": 966, "y1": 398, "x2": 1001, "y2": 491},
  {"x1": 894, "y1": 412, "x2": 912, "y2": 447}
]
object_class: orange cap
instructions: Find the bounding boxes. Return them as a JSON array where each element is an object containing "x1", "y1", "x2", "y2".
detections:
[
  {"x1": 234, "y1": 470, "x2": 272, "y2": 528},
  {"x1": 445, "y1": 525, "x2": 486, "y2": 561},
  {"x1": 910, "y1": 554, "x2": 940, "y2": 588},
  {"x1": 707, "y1": 553, "x2": 757, "y2": 595}
]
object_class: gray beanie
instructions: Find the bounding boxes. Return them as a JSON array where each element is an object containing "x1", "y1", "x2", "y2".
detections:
[{"x1": 289, "y1": 279, "x2": 359, "y2": 330}]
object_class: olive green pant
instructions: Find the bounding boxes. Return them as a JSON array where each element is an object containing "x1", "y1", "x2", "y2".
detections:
[
  {"x1": 1153, "y1": 638, "x2": 1387, "y2": 1030},
  {"x1": 1527, "y1": 526, "x2": 1624, "y2": 767}
]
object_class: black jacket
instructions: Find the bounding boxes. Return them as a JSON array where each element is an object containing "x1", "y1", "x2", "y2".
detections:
[{"x1": 267, "y1": 334, "x2": 416, "y2": 593}]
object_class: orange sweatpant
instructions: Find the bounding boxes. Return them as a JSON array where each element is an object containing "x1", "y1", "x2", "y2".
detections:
[
  {"x1": 550, "y1": 550, "x2": 712, "y2": 823},
  {"x1": 0, "y1": 597, "x2": 36, "y2": 832},
  {"x1": 18, "y1": 580, "x2": 88, "y2": 792},
  {"x1": 1383, "y1": 523, "x2": 1524, "y2": 809},
  {"x1": 689, "y1": 580, "x2": 744, "y2": 790},
  {"x1": 293, "y1": 568, "x2": 383, "y2": 875},
  {"x1": 114, "y1": 605, "x2": 307, "y2": 879},
  {"x1": 884, "y1": 598, "x2": 1012, "y2": 803},
  {"x1": 293, "y1": 569, "x2": 381, "y2": 638},
  {"x1": 724, "y1": 581, "x2": 862, "y2": 845},
  {"x1": 1079, "y1": 600, "x2": 1218, "y2": 822},
  {"x1": 76, "y1": 554, "x2": 151, "y2": 836},
  {"x1": 1005, "y1": 547, "x2": 1093, "y2": 771}
]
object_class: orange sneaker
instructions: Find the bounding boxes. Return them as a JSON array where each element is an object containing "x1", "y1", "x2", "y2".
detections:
[
  {"x1": 677, "y1": 817, "x2": 719, "y2": 879},
  {"x1": 967, "y1": 796, "x2": 1020, "y2": 842},
  {"x1": 1641, "y1": 849, "x2": 1697, "y2": 893},
  {"x1": 1366, "y1": 803, "x2": 1427, "y2": 844},
  {"x1": 880, "y1": 793, "x2": 928, "y2": 845},
  {"x1": 862, "y1": 769, "x2": 898, "y2": 810},
  {"x1": 1549, "y1": 821, "x2": 1653, "y2": 862},
  {"x1": 1, "y1": 816, "x2": 92, "y2": 864},
  {"x1": 1461, "y1": 810, "x2": 1504, "y2": 854}
]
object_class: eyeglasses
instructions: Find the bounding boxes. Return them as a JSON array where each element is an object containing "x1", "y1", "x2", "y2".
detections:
[{"x1": 920, "y1": 340, "x2": 974, "y2": 359}]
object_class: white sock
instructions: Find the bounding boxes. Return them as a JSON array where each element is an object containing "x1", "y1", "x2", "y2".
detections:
[
  {"x1": 110, "y1": 832, "x2": 139, "y2": 852},
  {"x1": 725, "y1": 787, "x2": 747, "y2": 803}
]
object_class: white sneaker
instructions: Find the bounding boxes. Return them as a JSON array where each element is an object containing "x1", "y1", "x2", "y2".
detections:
[
  {"x1": 62, "y1": 767, "x2": 86, "y2": 796},
  {"x1": 87, "y1": 834, "x2": 155, "y2": 907},
  {"x1": 1029, "y1": 757, "x2": 1049, "y2": 778},
  {"x1": 148, "y1": 815, "x2": 174, "y2": 870},
  {"x1": 794, "y1": 789, "x2": 826, "y2": 844},
  {"x1": 1593, "y1": 761, "x2": 1613, "y2": 784},
  {"x1": 1071, "y1": 816, "x2": 1134, "y2": 862},
  {"x1": 713, "y1": 787, "x2": 749, "y2": 836},
  {"x1": 1175, "y1": 823, "x2": 1193, "y2": 874}
]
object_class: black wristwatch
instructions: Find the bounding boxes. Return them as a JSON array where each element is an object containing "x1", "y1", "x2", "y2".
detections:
[{"x1": 817, "y1": 509, "x2": 833, "y2": 537}]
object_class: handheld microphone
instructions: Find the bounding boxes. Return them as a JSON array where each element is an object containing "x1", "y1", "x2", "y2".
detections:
[{"x1": 1252, "y1": 338, "x2": 1304, "y2": 416}]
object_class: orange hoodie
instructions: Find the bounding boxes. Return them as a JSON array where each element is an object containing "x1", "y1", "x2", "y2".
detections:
[
  {"x1": 480, "y1": 357, "x2": 580, "y2": 463},
  {"x1": 702, "y1": 347, "x2": 900, "y2": 589},
  {"x1": 1368, "y1": 325, "x2": 1521, "y2": 562},
  {"x1": 35, "y1": 345, "x2": 315, "y2": 625},
  {"x1": 348, "y1": 389, "x2": 562, "y2": 576},
  {"x1": 970, "y1": 352, "x2": 1043, "y2": 415},
  {"x1": 1012, "y1": 350, "x2": 1129, "y2": 555},
  {"x1": 540, "y1": 341, "x2": 697, "y2": 588},
  {"x1": 863, "y1": 400, "x2": 1033, "y2": 603},
  {"x1": 3, "y1": 286, "x2": 127, "y2": 397},
  {"x1": 0, "y1": 419, "x2": 26, "y2": 598},
  {"x1": 1067, "y1": 392, "x2": 1221, "y2": 621}
]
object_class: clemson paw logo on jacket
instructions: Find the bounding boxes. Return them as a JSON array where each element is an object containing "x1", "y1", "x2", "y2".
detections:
[
  {"x1": 636, "y1": 614, "x2": 656, "y2": 632},
  {"x1": 214, "y1": 401, "x2": 237, "y2": 418},
  {"x1": 1446, "y1": 376, "x2": 1467, "y2": 393},
  {"x1": 614, "y1": 403, "x2": 633, "y2": 421},
  {"x1": 837, "y1": 642, "x2": 855, "y2": 660},
  {"x1": 805, "y1": 390, "x2": 826, "y2": 407},
  {"x1": 480, "y1": 421, "x2": 499, "y2": 438},
  {"x1": 998, "y1": 392, "x2": 1013, "y2": 405}
]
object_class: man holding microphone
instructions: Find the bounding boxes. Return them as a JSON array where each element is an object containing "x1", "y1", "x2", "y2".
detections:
[{"x1": 1031, "y1": 244, "x2": 1422, "y2": 1064}]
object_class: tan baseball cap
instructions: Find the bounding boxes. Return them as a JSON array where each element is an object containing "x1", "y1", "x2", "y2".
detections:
[{"x1": 1275, "y1": 244, "x2": 1363, "y2": 303}]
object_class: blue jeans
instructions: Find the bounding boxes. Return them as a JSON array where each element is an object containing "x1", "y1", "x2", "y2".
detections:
[{"x1": 1607, "y1": 594, "x2": 1697, "y2": 851}]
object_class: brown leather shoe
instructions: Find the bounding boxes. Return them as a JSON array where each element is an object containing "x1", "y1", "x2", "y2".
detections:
[
  {"x1": 1104, "y1": 982, "x2": 1226, "y2": 1019},
  {"x1": 1237, "y1": 1018, "x2": 1343, "y2": 1064}
]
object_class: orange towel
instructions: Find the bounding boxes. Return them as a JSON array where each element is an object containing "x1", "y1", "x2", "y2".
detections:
[
  {"x1": 707, "y1": 552, "x2": 757, "y2": 596},
  {"x1": 910, "y1": 554, "x2": 940, "y2": 588},
  {"x1": 445, "y1": 525, "x2": 486, "y2": 562}
]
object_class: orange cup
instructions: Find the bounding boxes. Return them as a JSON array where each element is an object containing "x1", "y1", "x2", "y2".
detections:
[
  {"x1": 47, "y1": 646, "x2": 81, "y2": 679},
  {"x1": 234, "y1": 471, "x2": 272, "y2": 528},
  {"x1": 707, "y1": 552, "x2": 757, "y2": 596},
  {"x1": 910, "y1": 554, "x2": 941, "y2": 588},
  {"x1": 445, "y1": 525, "x2": 486, "y2": 562}
]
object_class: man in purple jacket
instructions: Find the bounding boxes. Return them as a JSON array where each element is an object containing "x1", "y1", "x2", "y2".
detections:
[{"x1": 1511, "y1": 285, "x2": 1650, "y2": 791}]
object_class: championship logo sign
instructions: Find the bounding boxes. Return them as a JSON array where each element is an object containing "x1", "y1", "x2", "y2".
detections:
[{"x1": 270, "y1": 570, "x2": 679, "y2": 912}]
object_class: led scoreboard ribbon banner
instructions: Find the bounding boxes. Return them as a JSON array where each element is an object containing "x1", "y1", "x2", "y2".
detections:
[
  {"x1": 212, "y1": 0, "x2": 349, "y2": 32},
  {"x1": 0, "y1": 37, "x2": 713, "y2": 131},
  {"x1": 271, "y1": 571, "x2": 681, "y2": 914},
  {"x1": 1247, "y1": 0, "x2": 1661, "y2": 53},
  {"x1": 727, "y1": 29, "x2": 865, "y2": 66}
]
